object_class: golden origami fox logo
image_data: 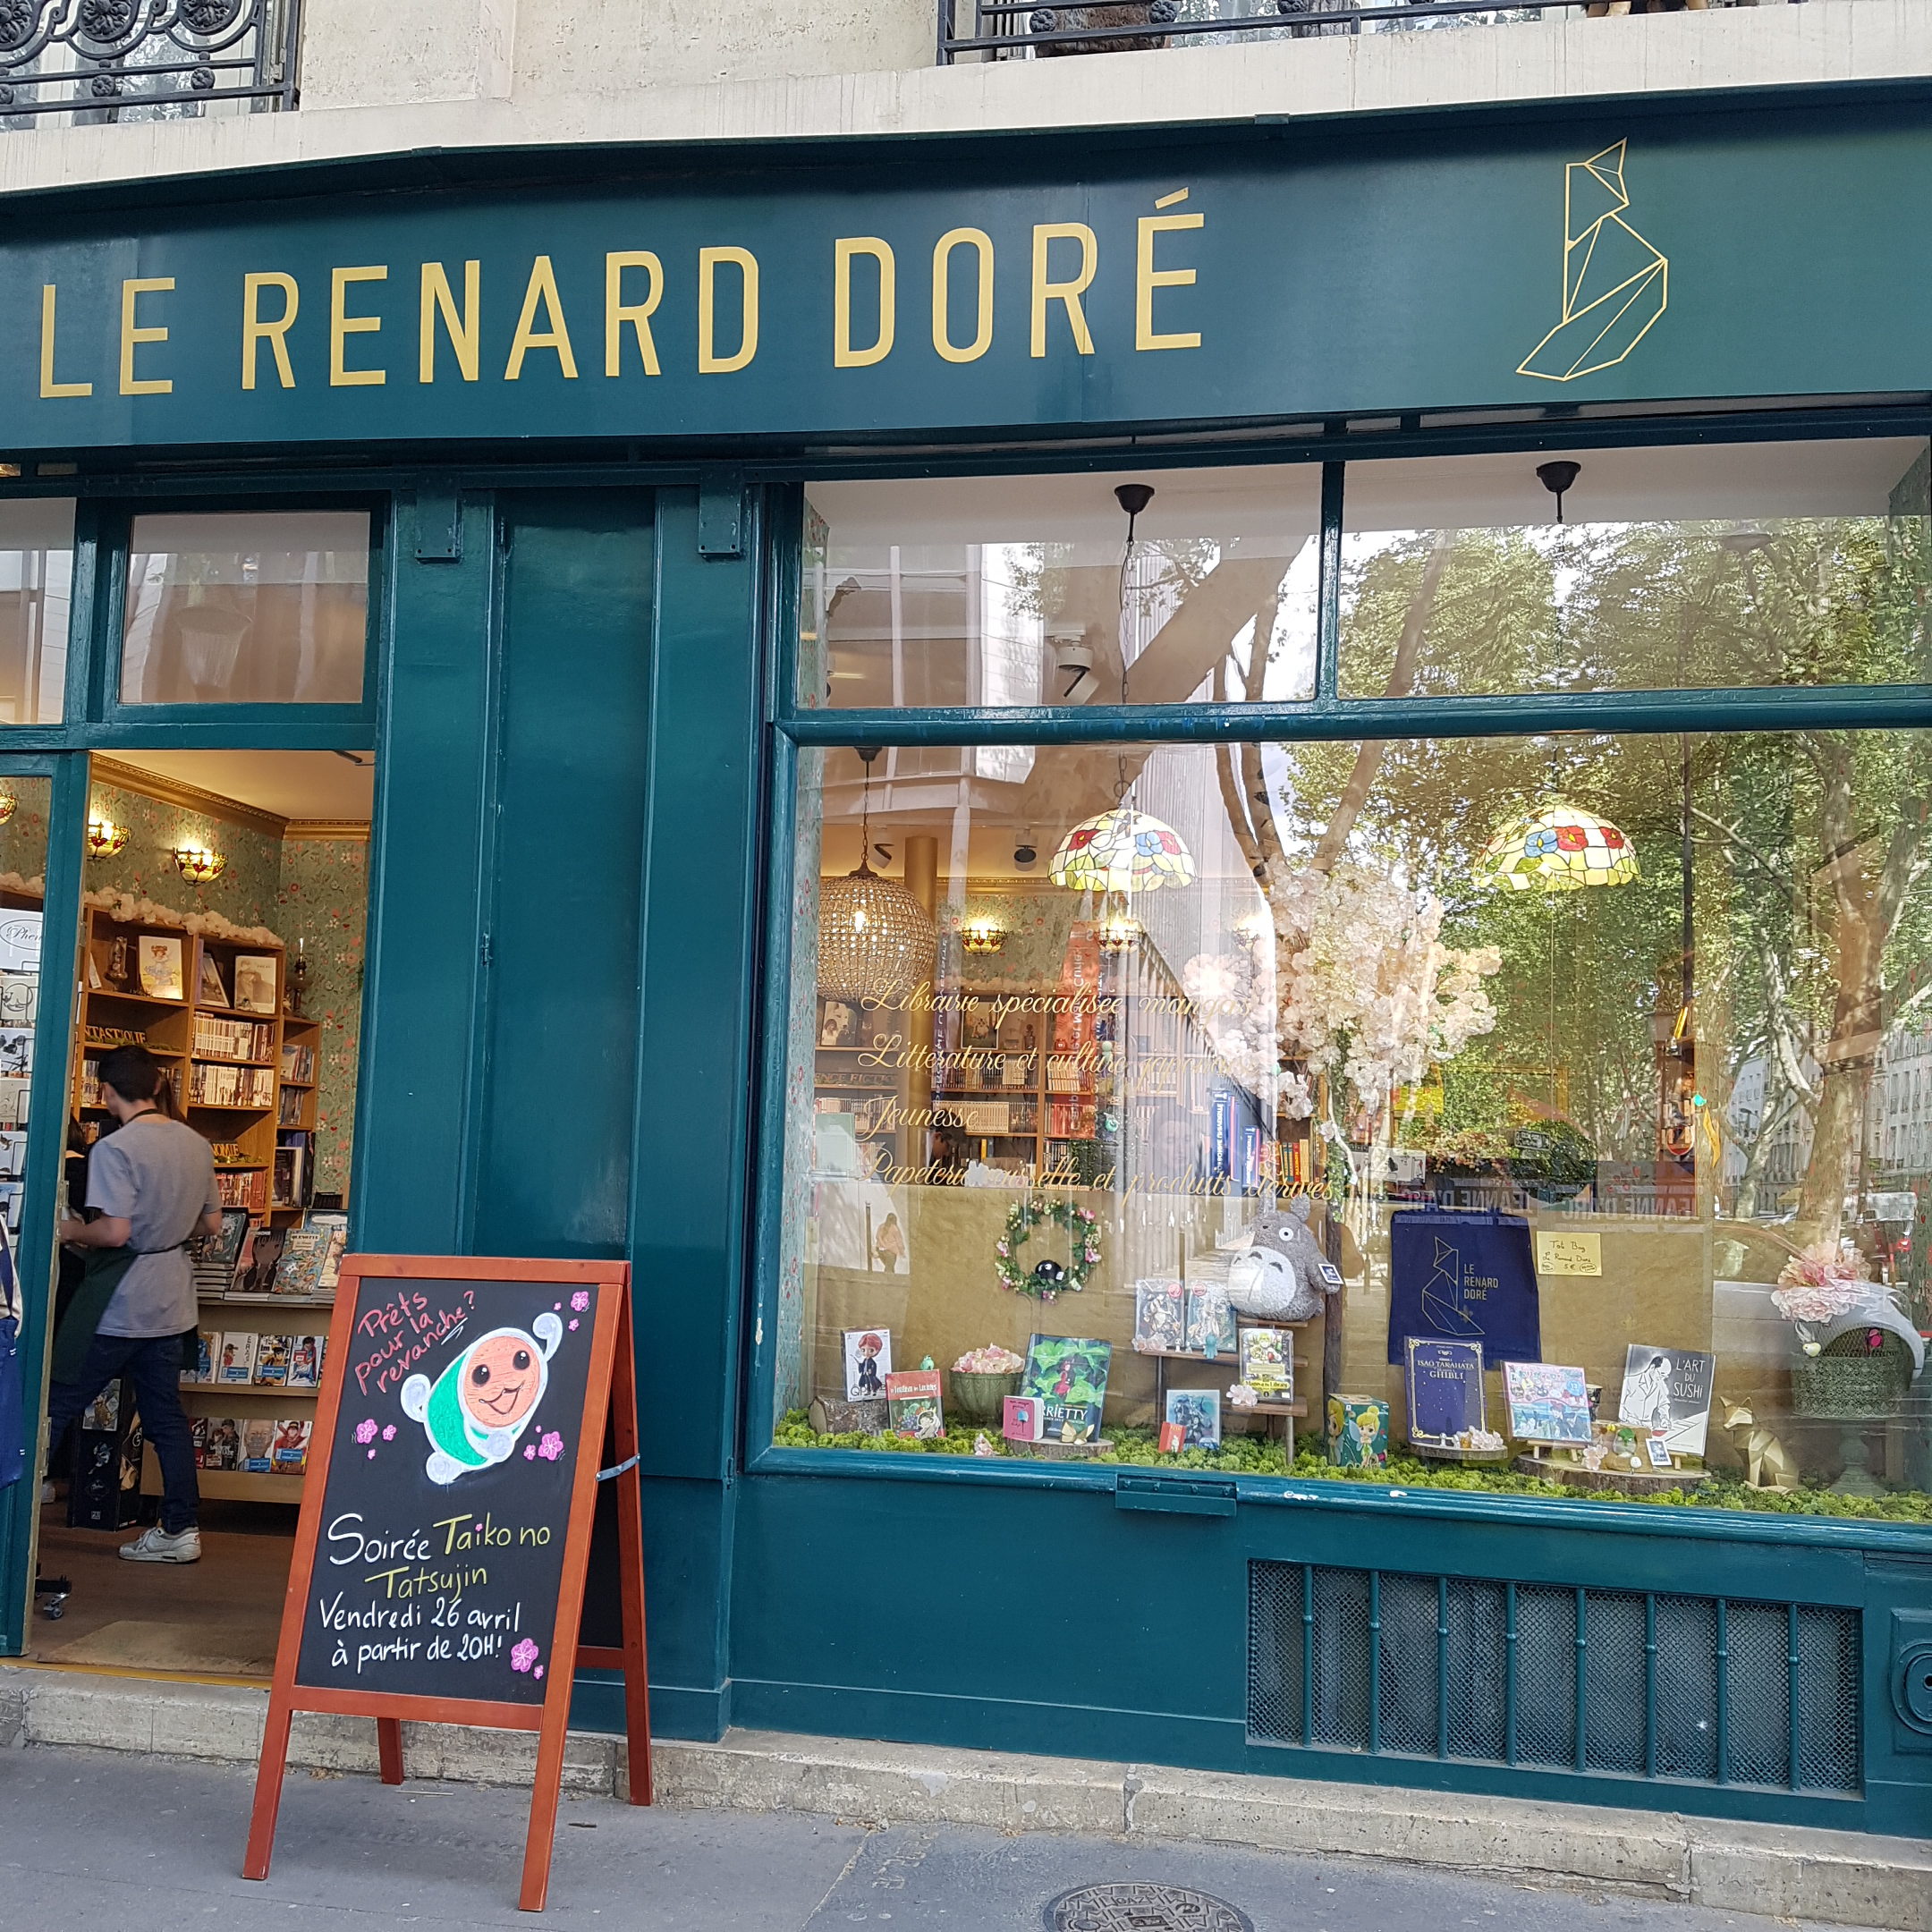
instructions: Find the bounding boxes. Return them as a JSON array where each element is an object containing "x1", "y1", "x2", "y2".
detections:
[{"x1": 1519, "y1": 140, "x2": 1668, "y2": 383}]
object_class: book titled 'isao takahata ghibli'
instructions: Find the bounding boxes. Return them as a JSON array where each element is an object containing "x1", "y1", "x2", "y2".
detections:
[{"x1": 1404, "y1": 1336, "x2": 1486, "y2": 1444}]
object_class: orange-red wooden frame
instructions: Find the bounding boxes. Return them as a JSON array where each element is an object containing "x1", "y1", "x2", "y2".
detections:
[{"x1": 242, "y1": 1255, "x2": 651, "y2": 1912}]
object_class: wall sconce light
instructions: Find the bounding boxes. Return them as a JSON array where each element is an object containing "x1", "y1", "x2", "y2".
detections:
[
  {"x1": 1097, "y1": 907, "x2": 1142, "y2": 954},
  {"x1": 961, "y1": 919, "x2": 1004, "y2": 955},
  {"x1": 85, "y1": 818, "x2": 129, "y2": 858},
  {"x1": 0, "y1": 792, "x2": 16, "y2": 826},
  {"x1": 173, "y1": 843, "x2": 227, "y2": 884}
]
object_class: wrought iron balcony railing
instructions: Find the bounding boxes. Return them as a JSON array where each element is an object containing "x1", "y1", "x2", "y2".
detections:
[
  {"x1": 937, "y1": 0, "x2": 1784, "y2": 64},
  {"x1": 0, "y1": 0, "x2": 300, "y2": 127}
]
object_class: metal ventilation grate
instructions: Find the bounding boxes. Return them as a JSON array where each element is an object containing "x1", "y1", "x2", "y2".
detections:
[{"x1": 1248, "y1": 1560, "x2": 1860, "y2": 1793}]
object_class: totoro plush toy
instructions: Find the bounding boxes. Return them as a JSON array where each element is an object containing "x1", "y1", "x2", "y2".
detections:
[{"x1": 1224, "y1": 1197, "x2": 1338, "y2": 1324}]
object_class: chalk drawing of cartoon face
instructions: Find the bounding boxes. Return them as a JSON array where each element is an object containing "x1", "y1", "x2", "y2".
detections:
[{"x1": 400, "y1": 1313, "x2": 564, "y2": 1487}]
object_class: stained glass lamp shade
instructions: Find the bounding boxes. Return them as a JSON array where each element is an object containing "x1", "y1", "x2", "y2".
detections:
[
  {"x1": 818, "y1": 863, "x2": 936, "y2": 1001},
  {"x1": 1475, "y1": 802, "x2": 1639, "y2": 892},
  {"x1": 1049, "y1": 809, "x2": 1196, "y2": 893}
]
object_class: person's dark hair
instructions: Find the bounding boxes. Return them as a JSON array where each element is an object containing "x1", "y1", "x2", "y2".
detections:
[{"x1": 97, "y1": 1043, "x2": 166, "y2": 1106}]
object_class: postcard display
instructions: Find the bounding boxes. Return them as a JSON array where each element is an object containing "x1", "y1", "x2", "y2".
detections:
[
  {"x1": 1388, "y1": 1208, "x2": 1717, "y2": 1491},
  {"x1": 245, "y1": 1256, "x2": 651, "y2": 1912}
]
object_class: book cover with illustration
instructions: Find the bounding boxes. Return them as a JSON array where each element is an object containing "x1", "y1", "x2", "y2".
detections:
[
  {"x1": 137, "y1": 935, "x2": 184, "y2": 1001},
  {"x1": 1183, "y1": 1285, "x2": 1235, "y2": 1357},
  {"x1": 884, "y1": 1368, "x2": 943, "y2": 1439},
  {"x1": 1404, "y1": 1337, "x2": 1486, "y2": 1443},
  {"x1": 216, "y1": 1331, "x2": 258, "y2": 1385},
  {"x1": 188, "y1": 1416, "x2": 209, "y2": 1467},
  {"x1": 1502, "y1": 1360, "x2": 1593, "y2": 1445},
  {"x1": 273, "y1": 1227, "x2": 328, "y2": 1298},
  {"x1": 1001, "y1": 1394, "x2": 1044, "y2": 1443},
  {"x1": 191, "y1": 1207, "x2": 251, "y2": 1299},
  {"x1": 1615, "y1": 1344, "x2": 1716, "y2": 1457},
  {"x1": 182, "y1": 1328, "x2": 216, "y2": 1386},
  {"x1": 1131, "y1": 1280, "x2": 1185, "y2": 1353},
  {"x1": 842, "y1": 1326, "x2": 892, "y2": 1400},
  {"x1": 202, "y1": 1417, "x2": 241, "y2": 1470},
  {"x1": 253, "y1": 1333, "x2": 292, "y2": 1386},
  {"x1": 271, "y1": 1417, "x2": 312, "y2": 1474},
  {"x1": 287, "y1": 1334, "x2": 322, "y2": 1390},
  {"x1": 239, "y1": 1417, "x2": 276, "y2": 1473},
  {"x1": 1164, "y1": 1386, "x2": 1222, "y2": 1450},
  {"x1": 1238, "y1": 1326, "x2": 1293, "y2": 1398},
  {"x1": 1020, "y1": 1334, "x2": 1113, "y2": 1444}
]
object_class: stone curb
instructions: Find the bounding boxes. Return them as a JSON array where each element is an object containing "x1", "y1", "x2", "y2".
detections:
[{"x1": 4, "y1": 1665, "x2": 1928, "y2": 1929}]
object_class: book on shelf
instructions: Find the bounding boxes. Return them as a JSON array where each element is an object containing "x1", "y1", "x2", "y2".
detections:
[
  {"x1": 197, "y1": 953, "x2": 229, "y2": 1006},
  {"x1": 276, "y1": 1087, "x2": 306, "y2": 1126},
  {"x1": 138, "y1": 936, "x2": 185, "y2": 1000},
  {"x1": 1501, "y1": 1360, "x2": 1593, "y2": 1446},
  {"x1": 1239, "y1": 1327, "x2": 1293, "y2": 1400},
  {"x1": 271, "y1": 1418, "x2": 312, "y2": 1474},
  {"x1": 192, "y1": 1013, "x2": 274, "y2": 1062},
  {"x1": 239, "y1": 1417, "x2": 275, "y2": 1473},
  {"x1": 232, "y1": 954, "x2": 279, "y2": 1015},
  {"x1": 1183, "y1": 1285, "x2": 1235, "y2": 1358},
  {"x1": 199, "y1": 1417, "x2": 241, "y2": 1470},
  {"x1": 273, "y1": 1227, "x2": 329, "y2": 1298},
  {"x1": 1131, "y1": 1279, "x2": 1185, "y2": 1353},
  {"x1": 188, "y1": 1416, "x2": 209, "y2": 1465},
  {"x1": 216, "y1": 1332, "x2": 258, "y2": 1385},
  {"x1": 273, "y1": 1132, "x2": 311, "y2": 1209},
  {"x1": 287, "y1": 1335, "x2": 324, "y2": 1390},
  {"x1": 191, "y1": 1206, "x2": 252, "y2": 1297},
  {"x1": 181, "y1": 1329, "x2": 216, "y2": 1385},
  {"x1": 234, "y1": 1225, "x2": 286, "y2": 1297},
  {"x1": 278, "y1": 1040, "x2": 317, "y2": 1083},
  {"x1": 189, "y1": 1063, "x2": 275, "y2": 1108},
  {"x1": 215, "y1": 1169, "x2": 268, "y2": 1212},
  {"x1": 254, "y1": 1334, "x2": 292, "y2": 1386},
  {"x1": 309, "y1": 1212, "x2": 348, "y2": 1290},
  {"x1": 1615, "y1": 1343, "x2": 1716, "y2": 1458}
]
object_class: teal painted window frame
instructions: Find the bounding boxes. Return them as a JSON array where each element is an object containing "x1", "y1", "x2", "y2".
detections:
[{"x1": 748, "y1": 436, "x2": 1932, "y2": 1559}]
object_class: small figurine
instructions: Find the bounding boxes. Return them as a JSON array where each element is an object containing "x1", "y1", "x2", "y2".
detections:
[
  {"x1": 1225, "y1": 1198, "x2": 1339, "y2": 1324},
  {"x1": 1032, "y1": 1258, "x2": 1066, "y2": 1289}
]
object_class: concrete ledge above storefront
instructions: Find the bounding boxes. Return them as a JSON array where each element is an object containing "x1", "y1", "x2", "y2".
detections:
[
  {"x1": 3, "y1": 0, "x2": 1932, "y2": 204},
  {"x1": 4, "y1": 1665, "x2": 1928, "y2": 1926}
]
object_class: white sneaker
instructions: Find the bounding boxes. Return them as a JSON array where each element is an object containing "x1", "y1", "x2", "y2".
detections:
[{"x1": 119, "y1": 1525, "x2": 201, "y2": 1563}]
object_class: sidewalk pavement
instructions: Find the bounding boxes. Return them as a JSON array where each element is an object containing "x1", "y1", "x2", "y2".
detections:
[{"x1": 0, "y1": 1741, "x2": 1900, "y2": 1932}]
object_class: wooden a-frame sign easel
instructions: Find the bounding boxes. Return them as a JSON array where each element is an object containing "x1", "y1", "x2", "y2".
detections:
[{"x1": 242, "y1": 1256, "x2": 651, "y2": 1911}]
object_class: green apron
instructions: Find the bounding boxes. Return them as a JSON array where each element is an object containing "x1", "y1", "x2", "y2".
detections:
[{"x1": 48, "y1": 1246, "x2": 139, "y2": 1386}]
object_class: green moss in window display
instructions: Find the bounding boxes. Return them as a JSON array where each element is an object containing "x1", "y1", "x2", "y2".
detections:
[{"x1": 772, "y1": 1412, "x2": 1932, "y2": 1520}]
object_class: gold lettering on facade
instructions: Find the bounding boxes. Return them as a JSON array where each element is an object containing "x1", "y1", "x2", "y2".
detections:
[
  {"x1": 419, "y1": 261, "x2": 481, "y2": 383},
  {"x1": 504, "y1": 256, "x2": 579, "y2": 380},
  {"x1": 242, "y1": 273, "x2": 299, "y2": 390},
  {"x1": 119, "y1": 277, "x2": 174, "y2": 395},
  {"x1": 606, "y1": 252, "x2": 665, "y2": 377},
  {"x1": 38, "y1": 284, "x2": 91, "y2": 399},
  {"x1": 330, "y1": 266, "x2": 388, "y2": 387},
  {"x1": 1030, "y1": 223, "x2": 1097, "y2": 358},
  {"x1": 931, "y1": 227, "x2": 995, "y2": 364},
  {"x1": 1136, "y1": 193, "x2": 1203, "y2": 352},
  {"x1": 834, "y1": 238, "x2": 895, "y2": 369},
  {"x1": 698, "y1": 247, "x2": 759, "y2": 373}
]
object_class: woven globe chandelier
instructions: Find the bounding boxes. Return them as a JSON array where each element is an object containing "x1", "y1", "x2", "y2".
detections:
[
  {"x1": 818, "y1": 749, "x2": 936, "y2": 1002},
  {"x1": 1475, "y1": 801, "x2": 1638, "y2": 892}
]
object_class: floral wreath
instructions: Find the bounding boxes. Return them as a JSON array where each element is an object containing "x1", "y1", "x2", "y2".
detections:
[{"x1": 994, "y1": 1195, "x2": 1102, "y2": 1301}]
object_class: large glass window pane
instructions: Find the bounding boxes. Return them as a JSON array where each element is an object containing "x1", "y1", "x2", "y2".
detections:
[
  {"x1": 0, "y1": 500, "x2": 73, "y2": 724},
  {"x1": 801, "y1": 466, "x2": 1320, "y2": 709},
  {"x1": 1341, "y1": 440, "x2": 1932, "y2": 698},
  {"x1": 774, "y1": 727, "x2": 1932, "y2": 1522},
  {"x1": 121, "y1": 512, "x2": 370, "y2": 705}
]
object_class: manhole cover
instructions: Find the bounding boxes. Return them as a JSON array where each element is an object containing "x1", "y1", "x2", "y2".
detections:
[{"x1": 1045, "y1": 1882, "x2": 1254, "y2": 1932}]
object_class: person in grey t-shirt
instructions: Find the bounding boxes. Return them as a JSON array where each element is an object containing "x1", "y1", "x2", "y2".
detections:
[{"x1": 51, "y1": 1044, "x2": 220, "y2": 1564}]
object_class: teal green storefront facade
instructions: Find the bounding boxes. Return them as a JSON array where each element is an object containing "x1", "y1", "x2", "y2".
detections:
[{"x1": 2, "y1": 87, "x2": 1930, "y2": 1839}]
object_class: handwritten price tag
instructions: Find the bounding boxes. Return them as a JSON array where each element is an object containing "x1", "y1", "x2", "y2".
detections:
[{"x1": 1535, "y1": 1231, "x2": 1602, "y2": 1277}]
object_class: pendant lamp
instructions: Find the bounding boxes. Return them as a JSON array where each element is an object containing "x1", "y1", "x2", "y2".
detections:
[
  {"x1": 1475, "y1": 801, "x2": 1638, "y2": 892},
  {"x1": 817, "y1": 749, "x2": 936, "y2": 1001}
]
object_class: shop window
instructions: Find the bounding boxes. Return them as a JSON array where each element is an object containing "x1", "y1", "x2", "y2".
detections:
[
  {"x1": 0, "y1": 499, "x2": 73, "y2": 724},
  {"x1": 772, "y1": 727, "x2": 1932, "y2": 1525},
  {"x1": 120, "y1": 512, "x2": 370, "y2": 706},
  {"x1": 801, "y1": 466, "x2": 1320, "y2": 709},
  {"x1": 23, "y1": 749, "x2": 374, "y2": 1674},
  {"x1": 1340, "y1": 439, "x2": 1932, "y2": 698}
]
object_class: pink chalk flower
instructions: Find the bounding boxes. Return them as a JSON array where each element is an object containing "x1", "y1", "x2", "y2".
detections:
[
  {"x1": 570, "y1": 1291, "x2": 590, "y2": 1313},
  {"x1": 353, "y1": 1419, "x2": 377, "y2": 1445},
  {"x1": 382, "y1": 1425, "x2": 396, "y2": 1441},
  {"x1": 510, "y1": 1640, "x2": 540, "y2": 1674},
  {"x1": 537, "y1": 1431, "x2": 565, "y2": 1462}
]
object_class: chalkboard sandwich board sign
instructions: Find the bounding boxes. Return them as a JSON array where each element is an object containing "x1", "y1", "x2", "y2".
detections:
[{"x1": 244, "y1": 1255, "x2": 648, "y2": 1912}]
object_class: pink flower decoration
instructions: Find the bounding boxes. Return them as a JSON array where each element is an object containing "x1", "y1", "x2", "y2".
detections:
[
  {"x1": 354, "y1": 1419, "x2": 377, "y2": 1445},
  {"x1": 535, "y1": 1666, "x2": 544, "y2": 1680},
  {"x1": 568, "y1": 1318, "x2": 579, "y2": 1331},
  {"x1": 538, "y1": 1431, "x2": 564, "y2": 1462},
  {"x1": 382, "y1": 1425, "x2": 396, "y2": 1441},
  {"x1": 570, "y1": 1291, "x2": 589, "y2": 1313},
  {"x1": 524, "y1": 1445, "x2": 537, "y2": 1459},
  {"x1": 510, "y1": 1640, "x2": 540, "y2": 1674},
  {"x1": 367, "y1": 1449, "x2": 377, "y2": 1460}
]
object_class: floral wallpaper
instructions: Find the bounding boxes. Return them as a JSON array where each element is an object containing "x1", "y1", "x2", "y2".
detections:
[
  {"x1": 85, "y1": 780, "x2": 283, "y2": 928},
  {"x1": 274, "y1": 838, "x2": 367, "y2": 1197}
]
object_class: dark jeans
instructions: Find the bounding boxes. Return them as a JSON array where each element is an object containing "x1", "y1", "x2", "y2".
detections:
[{"x1": 47, "y1": 1332, "x2": 199, "y2": 1536}]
